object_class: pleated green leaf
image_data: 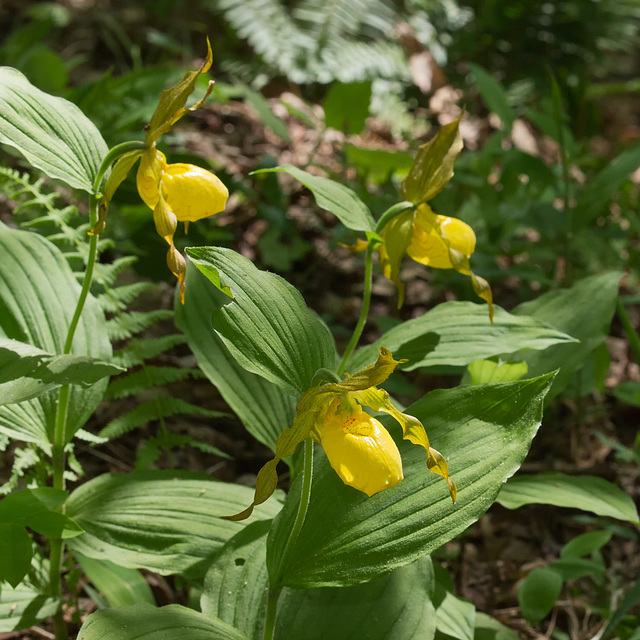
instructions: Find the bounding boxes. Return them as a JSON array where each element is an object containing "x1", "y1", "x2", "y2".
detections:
[
  {"x1": 187, "y1": 247, "x2": 336, "y2": 396},
  {"x1": 497, "y1": 473, "x2": 639, "y2": 523},
  {"x1": 0, "y1": 66, "x2": 108, "y2": 192},
  {"x1": 201, "y1": 520, "x2": 271, "y2": 640},
  {"x1": 76, "y1": 554, "x2": 155, "y2": 607},
  {"x1": 348, "y1": 301, "x2": 575, "y2": 372},
  {"x1": 0, "y1": 224, "x2": 112, "y2": 447},
  {"x1": 66, "y1": 471, "x2": 282, "y2": 578},
  {"x1": 176, "y1": 263, "x2": 296, "y2": 454},
  {"x1": 201, "y1": 524, "x2": 438, "y2": 640},
  {"x1": 255, "y1": 165, "x2": 376, "y2": 233},
  {"x1": 78, "y1": 604, "x2": 249, "y2": 640},
  {"x1": 267, "y1": 373, "x2": 555, "y2": 588},
  {"x1": 513, "y1": 272, "x2": 622, "y2": 398},
  {"x1": 0, "y1": 338, "x2": 121, "y2": 405},
  {"x1": 0, "y1": 584, "x2": 60, "y2": 632},
  {"x1": 275, "y1": 556, "x2": 437, "y2": 640}
]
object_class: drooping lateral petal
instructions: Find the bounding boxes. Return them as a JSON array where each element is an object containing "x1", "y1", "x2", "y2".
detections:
[
  {"x1": 90, "y1": 149, "x2": 144, "y2": 236},
  {"x1": 378, "y1": 209, "x2": 415, "y2": 308},
  {"x1": 352, "y1": 386, "x2": 456, "y2": 502},
  {"x1": 224, "y1": 386, "x2": 337, "y2": 521},
  {"x1": 146, "y1": 39, "x2": 214, "y2": 144},
  {"x1": 448, "y1": 249, "x2": 494, "y2": 323},
  {"x1": 136, "y1": 149, "x2": 166, "y2": 209}
]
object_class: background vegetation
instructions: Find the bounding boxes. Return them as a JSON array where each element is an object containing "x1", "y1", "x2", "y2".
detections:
[{"x1": 0, "y1": 0, "x2": 639, "y2": 638}]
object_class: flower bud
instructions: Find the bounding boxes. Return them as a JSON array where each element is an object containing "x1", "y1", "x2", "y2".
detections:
[
  {"x1": 160, "y1": 163, "x2": 229, "y2": 222},
  {"x1": 321, "y1": 402, "x2": 403, "y2": 497},
  {"x1": 153, "y1": 193, "x2": 178, "y2": 245},
  {"x1": 166, "y1": 243, "x2": 187, "y2": 304}
]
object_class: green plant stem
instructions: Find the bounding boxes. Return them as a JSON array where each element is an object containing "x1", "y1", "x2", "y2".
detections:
[
  {"x1": 263, "y1": 437, "x2": 314, "y2": 640},
  {"x1": 48, "y1": 143, "x2": 141, "y2": 640},
  {"x1": 337, "y1": 241, "x2": 375, "y2": 376}
]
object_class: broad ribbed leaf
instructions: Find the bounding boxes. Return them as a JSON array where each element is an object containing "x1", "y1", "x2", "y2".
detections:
[
  {"x1": 0, "y1": 338, "x2": 121, "y2": 405},
  {"x1": 201, "y1": 520, "x2": 271, "y2": 639},
  {"x1": 0, "y1": 66, "x2": 108, "y2": 192},
  {"x1": 255, "y1": 165, "x2": 376, "y2": 233},
  {"x1": 497, "y1": 473, "x2": 639, "y2": 523},
  {"x1": 275, "y1": 556, "x2": 437, "y2": 640},
  {"x1": 0, "y1": 224, "x2": 112, "y2": 447},
  {"x1": 187, "y1": 247, "x2": 336, "y2": 396},
  {"x1": 267, "y1": 373, "x2": 555, "y2": 588},
  {"x1": 66, "y1": 471, "x2": 282, "y2": 578},
  {"x1": 349, "y1": 301, "x2": 575, "y2": 372},
  {"x1": 513, "y1": 272, "x2": 622, "y2": 398},
  {"x1": 202, "y1": 525, "x2": 437, "y2": 640},
  {"x1": 76, "y1": 554, "x2": 155, "y2": 607},
  {"x1": 176, "y1": 263, "x2": 296, "y2": 454},
  {"x1": 0, "y1": 584, "x2": 59, "y2": 632},
  {"x1": 78, "y1": 604, "x2": 249, "y2": 640}
]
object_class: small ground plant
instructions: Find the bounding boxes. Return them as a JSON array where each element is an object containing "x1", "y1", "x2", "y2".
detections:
[{"x1": 0, "y1": 40, "x2": 637, "y2": 640}]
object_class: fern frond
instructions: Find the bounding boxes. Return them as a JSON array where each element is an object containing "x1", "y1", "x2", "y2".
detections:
[
  {"x1": 94, "y1": 256, "x2": 139, "y2": 287},
  {"x1": 99, "y1": 282, "x2": 159, "y2": 314},
  {"x1": 100, "y1": 397, "x2": 229, "y2": 440},
  {"x1": 105, "y1": 366, "x2": 205, "y2": 400},
  {"x1": 114, "y1": 334, "x2": 187, "y2": 368},
  {"x1": 107, "y1": 309, "x2": 174, "y2": 341},
  {"x1": 0, "y1": 446, "x2": 40, "y2": 496}
]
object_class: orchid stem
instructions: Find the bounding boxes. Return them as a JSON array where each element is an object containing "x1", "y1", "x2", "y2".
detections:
[
  {"x1": 263, "y1": 438, "x2": 314, "y2": 640},
  {"x1": 337, "y1": 241, "x2": 375, "y2": 376},
  {"x1": 49, "y1": 143, "x2": 139, "y2": 640}
]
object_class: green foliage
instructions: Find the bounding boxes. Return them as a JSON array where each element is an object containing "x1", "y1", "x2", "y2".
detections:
[
  {"x1": 497, "y1": 473, "x2": 639, "y2": 523},
  {"x1": 214, "y1": 0, "x2": 409, "y2": 84}
]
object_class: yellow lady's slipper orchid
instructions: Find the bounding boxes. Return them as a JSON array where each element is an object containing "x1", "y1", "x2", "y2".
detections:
[
  {"x1": 225, "y1": 347, "x2": 456, "y2": 521},
  {"x1": 135, "y1": 147, "x2": 228, "y2": 302},
  {"x1": 92, "y1": 39, "x2": 228, "y2": 303},
  {"x1": 321, "y1": 398, "x2": 403, "y2": 496},
  {"x1": 407, "y1": 204, "x2": 476, "y2": 273},
  {"x1": 379, "y1": 203, "x2": 493, "y2": 321}
]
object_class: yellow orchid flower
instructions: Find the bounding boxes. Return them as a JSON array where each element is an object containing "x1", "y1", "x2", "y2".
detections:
[
  {"x1": 225, "y1": 347, "x2": 456, "y2": 521},
  {"x1": 135, "y1": 147, "x2": 228, "y2": 302},
  {"x1": 321, "y1": 396, "x2": 403, "y2": 496},
  {"x1": 92, "y1": 39, "x2": 228, "y2": 303},
  {"x1": 378, "y1": 203, "x2": 493, "y2": 320}
]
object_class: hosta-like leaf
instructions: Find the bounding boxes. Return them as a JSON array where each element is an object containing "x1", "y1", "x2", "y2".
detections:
[
  {"x1": 497, "y1": 473, "x2": 639, "y2": 523},
  {"x1": 349, "y1": 301, "x2": 575, "y2": 372},
  {"x1": 0, "y1": 224, "x2": 112, "y2": 446},
  {"x1": 176, "y1": 262, "x2": 296, "y2": 454},
  {"x1": 201, "y1": 523, "x2": 438, "y2": 640},
  {"x1": 187, "y1": 247, "x2": 336, "y2": 396},
  {"x1": 66, "y1": 471, "x2": 282, "y2": 578},
  {"x1": 0, "y1": 338, "x2": 121, "y2": 405},
  {"x1": 513, "y1": 272, "x2": 622, "y2": 398},
  {"x1": 0, "y1": 66, "x2": 108, "y2": 192},
  {"x1": 255, "y1": 165, "x2": 376, "y2": 233},
  {"x1": 267, "y1": 373, "x2": 555, "y2": 588},
  {"x1": 78, "y1": 604, "x2": 249, "y2": 640},
  {"x1": 0, "y1": 584, "x2": 59, "y2": 632}
]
